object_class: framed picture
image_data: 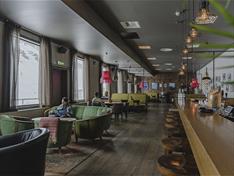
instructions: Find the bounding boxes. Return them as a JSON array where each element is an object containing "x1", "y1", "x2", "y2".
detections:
[
  {"x1": 222, "y1": 73, "x2": 226, "y2": 81},
  {"x1": 227, "y1": 73, "x2": 232, "y2": 81}
]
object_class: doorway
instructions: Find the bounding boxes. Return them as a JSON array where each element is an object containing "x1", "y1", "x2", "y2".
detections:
[{"x1": 52, "y1": 68, "x2": 68, "y2": 105}]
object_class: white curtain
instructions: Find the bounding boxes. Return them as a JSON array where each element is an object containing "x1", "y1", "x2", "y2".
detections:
[
  {"x1": 84, "y1": 57, "x2": 89, "y2": 102},
  {"x1": 39, "y1": 37, "x2": 51, "y2": 106},
  {"x1": 9, "y1": 27, "x2": 20, "y2": 109}
]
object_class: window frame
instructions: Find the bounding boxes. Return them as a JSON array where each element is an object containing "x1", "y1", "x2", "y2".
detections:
[{"x1": 16, "y1": 36, "x2": 40, "y2": 109}]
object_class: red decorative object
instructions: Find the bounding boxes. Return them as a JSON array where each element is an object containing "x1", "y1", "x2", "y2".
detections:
[
  {"x1": 138, "y1": 81, "x2": 144, "y2": 89},
  {"x1": 190, "y1": 78, "x2": 199, "y2": 89},
  {"x1": 101, "y1": 70, "x2": 112, "y2": 84}
]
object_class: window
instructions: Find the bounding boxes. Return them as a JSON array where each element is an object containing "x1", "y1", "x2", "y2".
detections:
[
  {"x1": 17, "y1": 38, "x2": 40, "y2": 107},
  {"x1": 73, "y1": 57, "x2": 85, "y2": 101}
]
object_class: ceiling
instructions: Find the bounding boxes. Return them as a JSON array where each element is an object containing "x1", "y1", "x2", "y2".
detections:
[
  {"x1": 0, "y1": 0, "x2": 152, "y2": 76},
  {"x1": 87, "y1": 0, "x2": 234, "y2": 72},
  {"x1": 0, "y1": 0, "x2": 233, "y2": 76}
]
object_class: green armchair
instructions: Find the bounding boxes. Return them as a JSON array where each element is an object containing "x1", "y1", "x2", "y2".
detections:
[
  {"x1": 0, "y1": 115, "x2": 34, "y2": 135},
  {"x1": 33, "y1": 117, "x2": 74, "y2": 149},
  {"x1": 72, "y1": 106, "x2": 112, "y2": 141}
]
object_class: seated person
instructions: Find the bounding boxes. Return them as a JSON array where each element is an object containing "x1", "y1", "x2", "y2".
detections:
[
  {"x1": 49, "y1": 97, "x2": 73, "y2": 118},
  {"x1": 92, "y1": 92, "x2": 103, "y2": 106}
]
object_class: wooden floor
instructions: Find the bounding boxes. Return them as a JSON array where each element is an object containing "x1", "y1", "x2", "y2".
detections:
[{"x1": 66, "y1": 103, "x2": 169, "y2": 176}]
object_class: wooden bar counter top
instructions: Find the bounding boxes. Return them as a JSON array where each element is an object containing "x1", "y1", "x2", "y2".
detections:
[{"x1": 177, "y1": 101, "x2": 234, "y2": 176}]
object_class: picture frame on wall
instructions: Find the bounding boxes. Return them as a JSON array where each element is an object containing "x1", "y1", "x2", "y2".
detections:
[
  {"x1": 222, "y1": 73, "x2": 226, "y2": 81},
  {"x1": 227, "y1": 73, "x2": 232, "y2": 81}
]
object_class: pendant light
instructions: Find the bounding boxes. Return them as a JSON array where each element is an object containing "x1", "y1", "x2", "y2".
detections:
[
  {"x1": 195, "y1": 0, "x2": 217, "y2": 24},
  {"x1": 190, "y1": 27, "x2": 198, "y2": 38},
  {"x1": 202, "y1": 67, "x2": 211, "y2": 84},
  {"x1": 182, "y1": 48, "x2": 189, "y2": 54},
  {"x1": 186, "y1": 35, "x2": 192, "y2": 44}
]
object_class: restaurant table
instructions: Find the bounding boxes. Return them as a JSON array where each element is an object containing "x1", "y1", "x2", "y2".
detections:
[
  {"x1": 176, "y1": 101, "x2": 234, "y2": 176},
  {"x1": 104, "y1": 102, "x2": 129, "y2": 119}
]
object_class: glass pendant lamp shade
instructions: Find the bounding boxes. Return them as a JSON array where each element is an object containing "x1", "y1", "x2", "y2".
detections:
[
  {"x1": 182, "y1": 48, "x2": 189, "y2": 54},
  {"x1": 186, "y1": 35, "x2": 192, "y2": 44},
  {"x1": 195, "y1": 0, "x2": 217, "y2": 24},
  {"x1": 190, "y1": 28, "x2": 198, "y2": 38},
  {"x1": 202, "y1": 67, "x2": 211, "y2": 84}
]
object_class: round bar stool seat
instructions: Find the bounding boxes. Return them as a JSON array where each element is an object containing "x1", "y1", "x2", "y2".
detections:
[
  {"x1": 165, "y1": 117, "x2": 181, "y2": 123},
  {"x1": 161, "y1": 137, "x2": 190, "y2": 154},
  {"x1": 165, "y1": 121, "x2": 183, "y2": 129},
  {"x1": 166, "y1": 128, "x2": 186, "y2": 138},
  {"x1": 157, "y1": 154, "x2": 199, "y2": 176}
]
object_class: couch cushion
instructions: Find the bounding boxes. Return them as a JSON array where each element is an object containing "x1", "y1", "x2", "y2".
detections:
[
  {"x1": 82, "y1": 106, "x2": 99, "y2": 120},
  {"x1": 72, "y1": 106, "x2": 85, "y2": 119},
  {"x1": 128, "y1": 93, "x2": 147, "y2": 105},
  {"x1": 111, "y1": 93, "x2": 129, "y2": 102}
]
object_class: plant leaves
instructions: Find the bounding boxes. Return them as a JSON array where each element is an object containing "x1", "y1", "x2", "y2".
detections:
[
  {"x1": 209, "y1": 0, "x2": 234, "y2": 26},
  {"x1": 198, "y1": 42, "x2": 234, "y2": 49},
  {"x1": 191, "y1": 24, "x2": 234, "y2": 39}
]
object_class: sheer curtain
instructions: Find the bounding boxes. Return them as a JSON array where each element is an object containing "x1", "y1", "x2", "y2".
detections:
[
  {"x1": 2, "y1": 23, "x2": 20, "y2": 111},
  {"x1": 39, "y1": 37, "x2": 51, "y2": 106},
  {"x1": 84, "y1": 57, "x2": 89, "y2": 102}
]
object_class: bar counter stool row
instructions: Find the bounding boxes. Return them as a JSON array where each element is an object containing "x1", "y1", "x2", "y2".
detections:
[{"x1": 157, "y1": 109, "x2": 200, "y2": 176}]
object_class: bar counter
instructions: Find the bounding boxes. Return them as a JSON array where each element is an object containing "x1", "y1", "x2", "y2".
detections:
[{"x1": 177, "y1": 101, "x2": 234, "y2": 176}]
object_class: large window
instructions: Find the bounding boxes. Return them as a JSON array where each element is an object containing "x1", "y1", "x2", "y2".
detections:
[
  {"x1": 74, "y1": 57, "x2": 85, "y2": 101},
  {"x1": 17, "y1": 38, "x2": 40, "y2": 107}
]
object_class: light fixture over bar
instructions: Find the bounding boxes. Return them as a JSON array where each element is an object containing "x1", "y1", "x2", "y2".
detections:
[
  {"x1": 147, "y1": 57, "x2": 157, "y2": 60},
  {"x1": 160, "y1": 48, "x2": 173, "y2": 52},
  {"x1": 138, "y1": 45, "x2": 151, "y2": 49}
]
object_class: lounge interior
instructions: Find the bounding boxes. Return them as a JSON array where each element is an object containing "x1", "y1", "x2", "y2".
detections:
[{"x1": 0, "y1": 0, "x2": 233, "y2": 175}]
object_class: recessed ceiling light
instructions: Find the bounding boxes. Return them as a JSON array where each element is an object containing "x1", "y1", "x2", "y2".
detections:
[
  {"x1": 160, "y1": 48, "x2": 173, "y2": 52},
  {"x1": 120, "y1": 21, "x2": 141, "y2": 29},
  {"x1": 153, "y1": 64, "x2": 160, "y2": 67},
  {"x1": 138, "y1": 45, "x2": 151, "y2": 49},
  {"x1": 165, "y1": 63, "x2": 173, "y2": 66},
  {"x1": 186, "y1": 43, "x2": 200, "y2": 48},
  {"x1": 182, "y1": 56, "x2": 193, "y2": 60},
  {"x1": 147, "y1": 57, "x2": 157, "y2": 60}
]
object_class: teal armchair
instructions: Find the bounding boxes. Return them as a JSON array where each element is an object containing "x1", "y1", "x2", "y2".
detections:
[{"x1": 0, "y1": 115, "x2": 34, "y2": 135}]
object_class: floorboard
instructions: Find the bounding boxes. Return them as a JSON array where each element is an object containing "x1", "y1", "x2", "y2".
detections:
[{"x1": 66, "y1": 103, "x2": 169, "y2": 176}]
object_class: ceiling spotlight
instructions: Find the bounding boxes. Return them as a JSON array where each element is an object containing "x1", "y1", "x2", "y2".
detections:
[
  {"x1": 160, "y1": 48, "x2": 173, "y2": 52},
  {"x1": 182, "y1": 48, "x2": 189, "y2": 54},
  {"x1": 175, "y1": 11, "x2": 180, "y2": 16},
  {"x1": 182, "y1": 56, "x2": 192, "y2": 60},
  {"x1": 195, "y1": 0, "x2": 217, "y2": 24},
  {"x1": 190, "y1": 28, "x2": 198, "y2": 38},
  {"x1": 138, "y1": 45, "x2": 151, "y2": 49},
  {"x1": 165, "y1": 63, "x2": 173, "y2": 66},
  {"x1": 186, "y1": 35, "x2": 192, "y2": 44},
  {"x1": 181, "y1": 64, "x2": 186, "y2": 70},
  {"x1": 147, "y1": 57, "x2": 157, "y2": 60}
]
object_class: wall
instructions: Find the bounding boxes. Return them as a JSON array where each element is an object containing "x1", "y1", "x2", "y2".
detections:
[
  {"x1": 196, "y1": 49, "x2": 234, "y2": 98},
  {"x1": 0, "y1": 21, "x2": 4, "y2": 111},
  {"x1": 51, "y1": 42, "x2": 70, "y2": 68},
  {"x1": 89, "y1": 57, "x2": 100, "y2": 99}
]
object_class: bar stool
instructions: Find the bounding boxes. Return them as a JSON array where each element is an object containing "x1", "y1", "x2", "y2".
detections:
[
  {"x1": 166, "y1": 128, "x2": 186, "y2": 138},
  {"x1": 161, "y1": 137, "x2": 191, "y2": 155},
  {"x1": 157, "y1": 154, "x2": 199, "y2": 176},
  {"x1": 164, "y1": 121, "x2": 183, "y2": 129}
]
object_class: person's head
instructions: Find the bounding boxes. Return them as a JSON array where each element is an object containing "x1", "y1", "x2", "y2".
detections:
[
  {"x1": 95, "y1": 92, "x2": 99, "y2": 98},
  {"x1": 104, "y1": 91, "x2": 109, "y2": 97},
  {"x1": 61, "y1": 97, "x2": 69, "y2": 105}
]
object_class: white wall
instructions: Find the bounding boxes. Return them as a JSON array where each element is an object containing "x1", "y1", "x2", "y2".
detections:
[
  {"x1": 197, "y1": 49, "x2": 234, "y2": 98},
  {"x1": 0, "y1": 21, "x2": 4, "y2": 110}
]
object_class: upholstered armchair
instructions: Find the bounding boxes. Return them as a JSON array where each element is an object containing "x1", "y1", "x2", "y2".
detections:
[{"x1": 0, "y1": 128, "x2": 49, "y2": 176}]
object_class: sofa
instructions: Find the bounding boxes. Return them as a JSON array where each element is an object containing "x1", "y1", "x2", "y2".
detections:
[
  {"x1": 45, "y1": 105, "x2": 112, "y2": 141},
  {"x1": 0, "y1": 128, "x2": 49, "y2": 176},
  {"x1": 0, "y1": 115, "x2": 34, "y2": 135},
  {"x1": 111, "y1": 93, "x2": 148, "y2": 111},
  {"x1": 33, "y1": 117, "x2": 74, "y2": 149}
]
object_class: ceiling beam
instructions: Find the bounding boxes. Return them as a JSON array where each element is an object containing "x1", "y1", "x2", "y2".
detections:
[{"x1": 62, "y1": 0, "x2": 155, "y2": 76}]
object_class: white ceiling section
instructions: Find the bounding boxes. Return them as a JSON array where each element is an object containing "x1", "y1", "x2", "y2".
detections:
[
  {"x1": 0, "y1": 0, "x2": 233, "y2": 75},
  {"x1": 0, "y1": 0, "x2": 152, "y2": 76}
]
